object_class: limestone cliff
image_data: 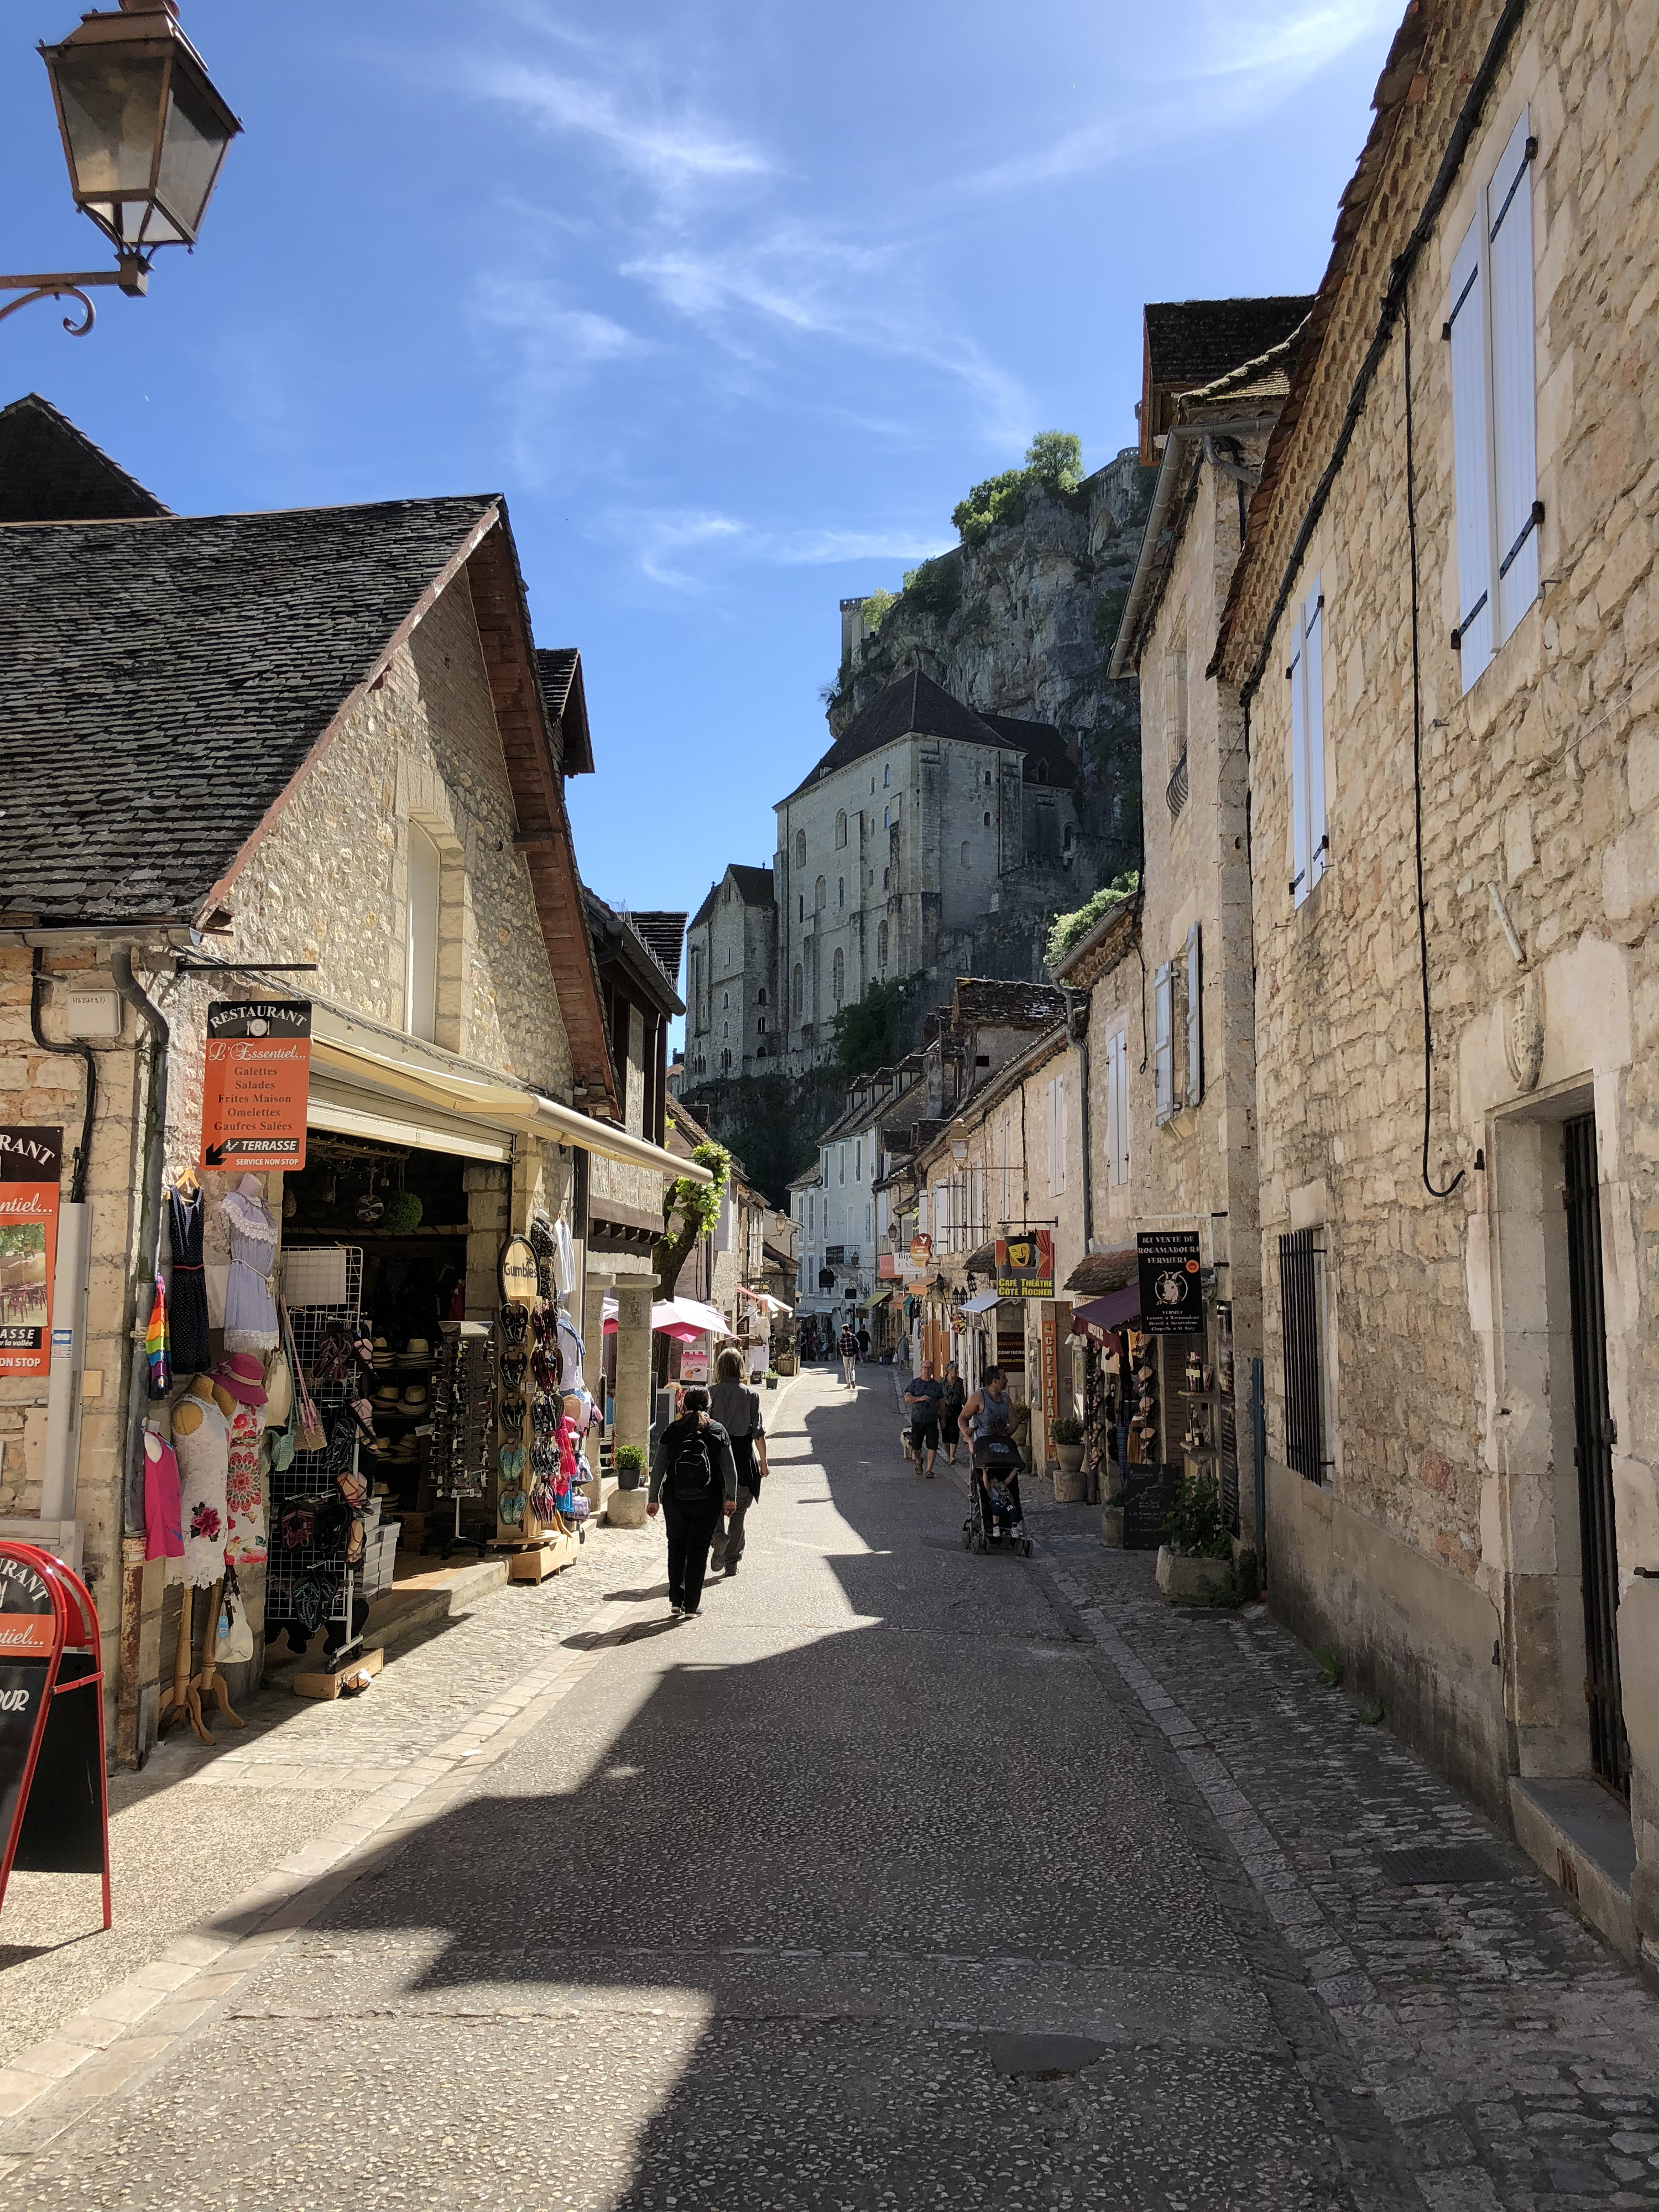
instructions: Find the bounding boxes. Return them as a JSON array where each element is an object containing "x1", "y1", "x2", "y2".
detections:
[{"x1": 827, "y1": 447, "x2": 1154, "y2": 884}]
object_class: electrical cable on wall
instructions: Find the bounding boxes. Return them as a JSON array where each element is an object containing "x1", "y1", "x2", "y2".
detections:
[{"x1": 1402, "y1": 296, "x2": 1464, "y2": 1201}]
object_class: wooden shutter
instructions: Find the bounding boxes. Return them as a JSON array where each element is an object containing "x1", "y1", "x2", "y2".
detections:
[
  {"x1": 1287, "y1": 628, "x2": 1309, "y2": 905},
  {"x1": 1185, "y1": 923, "x2": 1203, "y2": 1109},
  {"x1": 1154, "y1": 963, "x2": 1176, "y2": 1124},
  {"x1": 1449, "y1": 212, "x2": 1494, "y2": 689},
  {"x1": 1489, "y1": 110, "x2": 1539, "y2": 643},
  {"x1": 1304, "y1": 584, "x2": 1327, "y2": 895}
]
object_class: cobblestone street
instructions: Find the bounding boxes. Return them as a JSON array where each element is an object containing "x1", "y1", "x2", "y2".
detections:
[{"x1": 1, "y1": 1365, "x2": 1656, "y2": 2209}]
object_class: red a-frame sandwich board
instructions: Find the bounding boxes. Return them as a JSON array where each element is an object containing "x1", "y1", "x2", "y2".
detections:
[{"x1": 0, "y1": 1541, "x2": 112, "y2": 1929}]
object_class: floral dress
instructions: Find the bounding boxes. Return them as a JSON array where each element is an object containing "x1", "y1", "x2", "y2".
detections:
[
  {"x1": 176, "y1": 1399, "x2": 229, "y2": 1589},
  {"x1": 225, "y1": 1401, "x2": 267, "y2": 1566}
]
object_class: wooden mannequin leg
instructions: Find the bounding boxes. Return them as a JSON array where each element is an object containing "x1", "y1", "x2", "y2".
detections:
[
  {"x1": 198, "y1": 1574, "x2": 243, "y2": 1729},
  {"x1": 157, "y1": 1588, "x2": 195, "y2": 1735}
]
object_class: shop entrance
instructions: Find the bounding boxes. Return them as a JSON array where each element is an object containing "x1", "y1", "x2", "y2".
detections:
[{"x1": 1563, "y1": 1113, "x2": 1628, "y2": 1800}]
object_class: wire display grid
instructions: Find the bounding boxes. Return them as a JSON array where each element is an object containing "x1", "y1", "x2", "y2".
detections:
[{"x1": 269, "y1": 1248, "x2": 367, "y2": 1653}]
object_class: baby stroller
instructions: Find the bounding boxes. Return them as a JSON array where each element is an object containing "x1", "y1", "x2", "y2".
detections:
[{"x1": 963, "y1": 1434, "x2": 1034, "y2": 1557}]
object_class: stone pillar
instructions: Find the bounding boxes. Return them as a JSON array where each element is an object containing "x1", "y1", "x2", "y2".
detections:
[
  {"x1": 608, "y1": 1280, "x2": 655, "y2": 1527},
  {"x1": 463, "y1": 1163, "x2": 510, "y2": 1319}
]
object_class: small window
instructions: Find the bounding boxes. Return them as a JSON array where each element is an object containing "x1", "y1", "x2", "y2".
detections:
[
  {"x1": 1287, "y1": 580, "x2": 1328, "y2": 907},
  {"x1": 1279, "y1": 1228, "x2": 1333, "y2": 1484},
  {"x1": 877, "y1": 920, "x2": 889, "y2": 966},
  {"x1": 797, "y1": 895, "x2": 804, "y2": 922},
  {"x1": 883, "y1": 806, "x2": 891, "y2": 829},
  {"x1": 984, "y1": 770, "x2": 993, "y2": 787},
  {"x1": 832, "y1": 946, "x2": 845, "y2": 1008},
  {"x1": 757, "y1": 988, "x2": 767, "y2": 1006},
  {"x1": 961, "y1": 842, "x2": 971, "y2": 868},
  {"x1": 795, "y1": 829, "x2": 807, "y2": 867},
  {"x1": 883, "y1": 764, "x2": 891, "y2": 787},
  {"x1": 1104, "y1": 1027, "x2": 1130, "y2": 1185},
  {"x1": 854, "y1": 1138, "x2": 862, "y2": 1180},
  {"x1": 835, "y1": 810, "x2": 847, "y2": 849},
  {"x1": 792, "y1": 963, "x2": 804, "y2": 1016},
  {"x1": 815, "y1": 875, "x2": 827, "y2": 911},
  {"x1": 983, "y1": 811, "x2": 992, "y2": 828},
  {"x1": 405, "y1": 820, "x2": 441, "y2": 1043},
  {"x1": 722, "y1": 990, "x2": 729, "y2": 1010},
  {"x1": 882, "y1": 867, "x2": 890, "y2": 890},
  {"x1": 838, "y1": 877, "x2": 845, "y2": 907},
  {"x1": 758, "y1": 1015, "x2": 766, "y2": 1034},
  {"x1": 1154, "y1": 962, "x2": 1176, "y2": 1124}
]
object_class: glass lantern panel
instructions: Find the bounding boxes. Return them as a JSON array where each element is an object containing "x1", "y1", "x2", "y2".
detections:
[
  {"x1": 135, "y1": 200, "x2": 187, "y2": 248},
  {"x1": 52, "y1": 50, "x2": 168, "y2": 195},
  {"x1": 156, "y1": 69, "x2": 232, "y2": 237}
]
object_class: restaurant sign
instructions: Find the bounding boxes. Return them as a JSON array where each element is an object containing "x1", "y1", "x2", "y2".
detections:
[
  {"x1": 0, "y1": 1128, "x2": 62, "y2": 1379},
  {"x1": 200, "y1": 1002, "x2": 311, "y2": 1173},
  {"x1": 995, "y1": 1230, "x2": 1054, "y2": 1300},
  {"x1": 1136, "y1": 1229, "x2": 1203, "y2": 1335}
]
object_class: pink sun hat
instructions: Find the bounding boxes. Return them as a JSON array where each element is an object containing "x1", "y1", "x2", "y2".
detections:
[{"x1": 213, "y1": 1351, "x2": 268, "y2": 1407}]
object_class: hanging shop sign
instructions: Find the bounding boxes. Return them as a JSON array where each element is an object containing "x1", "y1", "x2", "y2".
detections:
[
  {"x1": 200, "y1": 1001, "x2": 312, "y2": 1173},
  {"x1": 1136, "y1": 1229, "x2": 1203, "y2": 1335},
  {"x1": 995, "y1": 1231, "x2": 1054, "y2": 1300},
  {"x1": 0, "y1": 1542, "x2": 112, "y2": 1928},
  {"x1": 0, "y1": 1128, "x2": 62, "y2": 1379},
  {"x1": 909, "y1": 1234, "x2": 932, "y2": 1264},
  {"x1": 498, "y1": 1234, "x2": 539, "y2": 1308},
  {"x1": 1040, "y1": 1308, "x2": 1060, "y2": 1414}
]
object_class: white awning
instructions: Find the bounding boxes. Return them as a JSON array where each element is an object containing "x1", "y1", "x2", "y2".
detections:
[
  {"x1": 307, "y1": 1009, "x2": 711, "y2": 1183},
  {"x1": 961, "y1": 1289, "x2": 999, "y2": 1314}
]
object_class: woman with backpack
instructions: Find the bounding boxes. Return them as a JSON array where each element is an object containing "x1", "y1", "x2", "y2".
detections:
[{"x1": 646, "y1": 1385, "x2": 738, "y2": 1619}]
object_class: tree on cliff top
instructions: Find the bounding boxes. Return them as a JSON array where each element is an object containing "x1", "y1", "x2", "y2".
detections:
[{"x1": 952, "y1": 431, "x2": 1084, "y2": 545}]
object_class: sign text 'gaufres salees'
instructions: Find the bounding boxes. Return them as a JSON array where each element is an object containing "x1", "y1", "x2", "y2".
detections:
[
  {"x1": 200, "y1": 1002, "x2": 311, "y2": 1173},
  {"x1": 0, "y1": 1128, "x2": 62, "y2": 1379}
]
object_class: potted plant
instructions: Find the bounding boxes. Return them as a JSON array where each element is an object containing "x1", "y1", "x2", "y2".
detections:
[
  {"x1": 614, "y1": 1443, "x2": 645, "y2": 1491},
  {"x1": 1049, "y1": 1413, "x2": 1086, "y2": 1502},
  {"x1": 1155, "y1": 1472, "x2": 1236, "y2": 1604},
  {"x1": 764, "y1": 1366, "x2": 779, "y2": 1390}
]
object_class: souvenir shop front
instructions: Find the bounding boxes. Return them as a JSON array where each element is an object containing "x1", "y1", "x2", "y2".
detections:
[{"x1": 137, "y1": 1008, "x2": 694, "y2": 1724}]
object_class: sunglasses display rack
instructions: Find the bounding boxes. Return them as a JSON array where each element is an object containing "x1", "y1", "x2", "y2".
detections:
[
  {"x1": 267, "y1": 1248, "x2": 374, "y2": 1683},
  {"x1": 492, "y1": 1299, "x2": 582, "y2": 1583},
  {"x1": 426, "y1": 1320, "x2": 495, "y2": 1561}
]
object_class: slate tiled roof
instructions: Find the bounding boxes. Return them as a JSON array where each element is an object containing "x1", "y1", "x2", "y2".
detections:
[
  {"x1": 728, "y1": 864, "x2": 776, "y2": 907},
  {"x1": 1143, "y1": 298, "x2": 1316, "y2": 393},
  {"x1": 0, "y1": 494, "x2": 497, "y2": 923},
  {"x1": 629, "y1": 910, "x2": 688, "y2": 985},
  {"x1": 535, "y1": 646, "x2": 594, "y2": 776},
  {"x1": 787, "y1": 670, "x2": 1066, "y2": 799},
  {"x1": 0, "y1": 392, "x2": 170, "y2": 524}
]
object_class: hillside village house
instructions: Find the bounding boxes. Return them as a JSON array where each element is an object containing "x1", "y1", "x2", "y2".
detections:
[
  {"x1": 0, "y1": 404, "x2": 704, "y2": 1759},
  {"x1": 683, "y1": 865, "x2": 779, "y2": 1082},
  {"x1": 1201, "y1": 0, "x2": 1659, "y2": 1956},
  {"x1": 1099, "y1": 299, "x2": 1311, "y2": 1550}
]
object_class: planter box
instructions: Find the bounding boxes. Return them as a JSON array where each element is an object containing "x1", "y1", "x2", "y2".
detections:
[
  {"x1": 607, "y1": 1487, "x2": 649, "y2": 1528},
  {"x1": 1052, "y1": 1462, "x2": 1087, "y2": 1505},
  {"x1": 1155, "y1": 1546, "x2": 1234, "y2": 1605}
]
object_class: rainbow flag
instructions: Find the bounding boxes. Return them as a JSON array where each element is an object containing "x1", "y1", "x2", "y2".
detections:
[{"x1": 145, "y1": 1276, "x2": 171, "y2": 1399}]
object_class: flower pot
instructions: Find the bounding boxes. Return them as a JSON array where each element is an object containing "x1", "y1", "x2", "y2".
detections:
[
  {"x1": 1055, "y1": 1442, "x2": 1084, "y2": 1474},
  {"x1": 614, "y1": 1463, "x2": 643, "y2": 1491},
  {"x1": 1154, "y1": 1546, "x2": 1234, "y2": 1606}
]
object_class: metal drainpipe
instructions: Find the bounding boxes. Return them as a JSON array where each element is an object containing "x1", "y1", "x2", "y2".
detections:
[
  {"x1": 31, "y1": 950, "x2": 97, "y2": 1532},
  {"x1": 109, "y1": 947, "x2": 169, "y2": 1769}
]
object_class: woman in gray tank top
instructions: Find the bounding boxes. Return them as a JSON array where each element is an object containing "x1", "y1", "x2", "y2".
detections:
[{"x1": 709, "y1": 1348, "x2": 769, "y2": 1575}]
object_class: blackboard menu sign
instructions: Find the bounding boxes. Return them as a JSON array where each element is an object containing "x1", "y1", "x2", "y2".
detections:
[
  {"x1": 0, "y1": 1543, "x2": 111, "y2": 1926},
  {"x1": 1123, "y1": 1464, "x2": 1177, "y2": 1552},
  {"x1": 1137, "y1": 1231, "x2": 1203, "y2": 1335}
]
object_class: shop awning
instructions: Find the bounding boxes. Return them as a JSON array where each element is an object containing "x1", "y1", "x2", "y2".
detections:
[
  {"x1": 1071, "y1": 1285, "x2": 1141, "y2": 1339},
  {"x1": 599, "y1": 1293, "x2": 731, "y2": 1342},
  {"x1": 739, "y1": 1287, "x2": 793, "y2": 1316},
  {"x1": 961, "y1": 1289, "x2": 999, "y2": 1314},
  {"x1": 307, "y1": 1009, "x2": 711, "y2": 1183},
  {"x1": 859, "y1": 1287, "x2": 895, "y2": 1312}
]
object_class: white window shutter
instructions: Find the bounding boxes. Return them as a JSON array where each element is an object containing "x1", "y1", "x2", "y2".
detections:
[
  {"x1": 1303, "y1": 584, "x2": 1327, "y2": 894},
  {"x1": 1287, "y1": 634, "x2": 1310, "y2": 905},
  {"x1": 1489, "y1": 111, "x2": 1539, "y2": 644},
  {"x1": 1154, "y1": 964, "x2": 1176, "y2": 1124},
  {"x1": 1449, "y1": 212, "x2": 1495, "y2": 689},
  {"x1": 1185, "y1": 923, "x2": 1203, "y2": 1108}
]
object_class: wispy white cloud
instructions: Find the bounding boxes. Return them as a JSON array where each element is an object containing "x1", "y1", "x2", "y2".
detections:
[
  {"x1": 471, "y1": 278, "x2": 646, "y2": 473},
  {"x1": 469, "y1": 58, "x2": 771, "y2": 200},
  {"x1": 598, "y1": 504, "x2": 952, "y2": 592}
]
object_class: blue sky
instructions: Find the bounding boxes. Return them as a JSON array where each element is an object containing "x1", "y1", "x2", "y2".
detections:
[{"x1": 3, "y1": 0, "x2": 1399, "y2": 951}]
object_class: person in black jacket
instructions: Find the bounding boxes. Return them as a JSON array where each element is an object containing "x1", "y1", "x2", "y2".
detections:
[{"x1": 648, "y1": 1387, "x2": 738, "y2": 1619}]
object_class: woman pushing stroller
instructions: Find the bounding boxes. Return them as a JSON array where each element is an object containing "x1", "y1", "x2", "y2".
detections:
[{"x1": 959, "y1": 1368, "x2": 1032, "y2": 1554}]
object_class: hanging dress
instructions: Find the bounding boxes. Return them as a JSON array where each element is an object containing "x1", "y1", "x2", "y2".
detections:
[
  {"x1": 224, "y1": 1400, "x2": 268, "y2": 1567},
  {"x1": 175, "y1": 1396, "x2": 230, "y2": 1589},
  {"x1": 221, "y1": 1182, "x2": 279, "y2": 1353},
  {"x1": 166, "y1": 1184, "x2": 212, "y2": 1376},
  {"x1": 142, "y1": 1429, "x2": 184, "y2": 1578}
]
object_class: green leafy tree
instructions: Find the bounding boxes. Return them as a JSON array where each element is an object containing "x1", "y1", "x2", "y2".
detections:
[
  {"x1": 1024, "y1": 430, "x2": 1084, "y2": 491},
  {"x1": 952, "y1": 433, "x2": 1086, "y2": 546},
  {"x1": 860, "y1": 587, "x2": 898, "y2": 630},
  {"x1": 828, "y1": 974, "x2": 920, "y2": 1081},
  {"x1": 652, "y1": 1139, "x2": 731, "y2": 1298}
]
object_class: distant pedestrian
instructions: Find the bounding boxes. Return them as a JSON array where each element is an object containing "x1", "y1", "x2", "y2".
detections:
[
  {"x1": 708, "y1": 1348, "x2": 769, "y2": 1578},
  {"x1": 857, "y1": 1325, "x2": 870, "y2": 1361},
  {"x1": 904, "y1": 1359, "x2": 945, "y2": 1478},
  {"x1": 940, "y1": 1363, "x2": 967, "y2": 1465},
  {"x1": 647, "y1": 1386, "x2": 738, "y2": 1619},
  {"x1": 838, "y1": 1323, "x2": 859, "y2": 1389}
]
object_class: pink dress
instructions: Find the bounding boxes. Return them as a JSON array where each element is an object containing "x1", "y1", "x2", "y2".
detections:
[{"x1": 225, "y1": 1402, "x2": 267, "y2": 1566}]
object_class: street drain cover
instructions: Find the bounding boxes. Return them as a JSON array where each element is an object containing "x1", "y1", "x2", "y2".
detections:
[
  {"x1": 985, "y1": 2033, "x2": 1108, "y2": 2079},
  {"x1": 1376, "y1": 1844, "x2": 1507, "y2": 1887}
]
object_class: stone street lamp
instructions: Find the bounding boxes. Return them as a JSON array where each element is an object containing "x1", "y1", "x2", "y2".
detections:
[{"x1": 1, "y1": 0, "x2": 239, "y2": 336}]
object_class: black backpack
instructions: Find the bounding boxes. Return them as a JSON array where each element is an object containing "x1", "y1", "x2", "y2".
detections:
[{"x1": 667, "y1": 1420, "x2": 717, "y2": 1503}]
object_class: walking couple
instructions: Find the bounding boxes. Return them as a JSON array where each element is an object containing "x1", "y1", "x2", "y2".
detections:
[{"x1": 646, "y1": 1348, "x2": 770, "y2": 1618}]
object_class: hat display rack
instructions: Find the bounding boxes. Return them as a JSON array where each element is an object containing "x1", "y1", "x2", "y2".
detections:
[{"x1": 265, "y1": 1250, "x2": 379, "y2": 1688}]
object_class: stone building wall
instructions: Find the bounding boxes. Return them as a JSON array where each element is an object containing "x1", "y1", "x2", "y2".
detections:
[
  {"x1": 685, "y1": 871, "x2": 779, "y2": 1082},
  {"x1": 1214, "y1": 0, "x2": 1659, "y2": 1840}
]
